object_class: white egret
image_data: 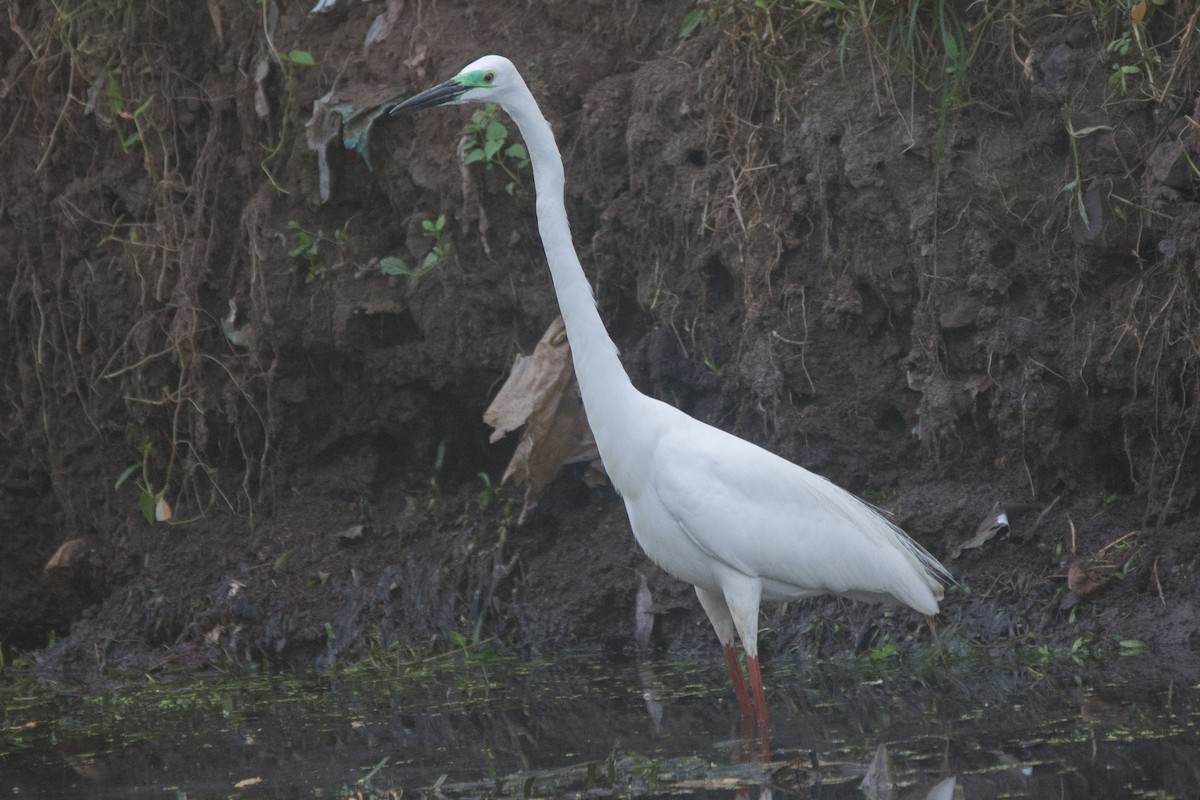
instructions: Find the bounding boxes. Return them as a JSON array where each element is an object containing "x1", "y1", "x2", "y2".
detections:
[{"x1": 392, "y1": 55, "x2": 952, "y2": 739}]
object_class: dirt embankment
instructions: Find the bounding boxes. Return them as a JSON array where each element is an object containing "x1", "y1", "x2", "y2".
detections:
[{"x1": 1, "y1": 1, "x2": 1198, "y2": 680}]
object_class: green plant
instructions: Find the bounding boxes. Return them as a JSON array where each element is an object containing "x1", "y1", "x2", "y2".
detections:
[
  {"x1": 1118, "y1": 638, "x2": 1148, "y2": 656},
  {"x1": 428, "y1": 439, "x2": 447, "y2": 495},
  {"x1": 420, "y1": 213, "x2": 453, "y2": 271},
  {"x1": 357, "y1": 756, "x2": 390, "y2": 790},
  {"x1": 379, "y1": 213, "x2": 453, "y2": 277},
  {"x1": 256, "y1": 0, "x2": 316, "y2": 192},
  {"x1": 104, "y1": 68, "x2": 155, "y2": 154},
  {"x1": 1093, "y1": 492, "x2": 1119, "y2": 517},
  {"x1": 1104, "y1": 0, "x2": 1167, "y2": 95},
  {"x1": 115, "y1": 442, "x2": 171, "y2": 523},
  {"x1": 1067, "y1": 635, "x2": 1090, "y2": 665},
  {"x1": 287, "y1": 220, "x2": 346, "y2": 282},
  {"x1": 1060, "y1": 114, "x2": 1113, "y2": 231},
  {"x1": 462, "y1": 104, "x2": 530, "y2": 195},
  {"x1": 279, "y1": 49, "x2": 315, "y2": 67}
]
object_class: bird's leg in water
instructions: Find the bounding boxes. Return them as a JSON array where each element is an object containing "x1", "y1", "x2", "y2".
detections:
[
  {"x1": 747, "y1": 655, "x2": 770, "y2": 744},
  {"x1": 722, "y1": 643, "x2": 755, "y2": 725}
]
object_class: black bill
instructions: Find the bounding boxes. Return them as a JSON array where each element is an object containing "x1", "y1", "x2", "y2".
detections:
[{"x1": 389, "y1": 79, "x2": 467, "y2": 114}]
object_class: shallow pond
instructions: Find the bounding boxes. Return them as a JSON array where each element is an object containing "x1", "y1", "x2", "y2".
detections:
[{"x1": 1, "y1": 649, "x2": 1197, "y2": 799}]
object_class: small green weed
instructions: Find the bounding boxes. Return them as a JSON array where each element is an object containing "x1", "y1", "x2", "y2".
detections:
[
  {"x1": 462, "y1": 104, "x2": 530, "y2": 195},
  {"x1": 701, "y1": 344, "x2": 720, "y2": 376},
  {"x1": 1104, "y1": 0, "x2": 1167, "y2": 95},
  {"x1": 287, "y1": 220, "x2": 347, "y2": 283},
  {"x1": 256, "y1": 0, "x2": 316, "y2": 192},
  {"x1": 379, "y1": 213, "x2": 453, "y2": 277},
  {"x1": 115, "y1": 442, "x2": 171, "y2": 523},
  {"x1": 1093, "y1": 492, "x2": 1119, "y2": 517},
  {"x1": 104, "y1": 68, "x2": 155, "y2": 154},
  {"x1": 1118, "y1": 638, "x2": 1148, "y2": 656},
  {"x1": 428, "y1": 439, "x2": 447, "y2": 495},
  {"x1": 279, "y1": 49, "x2": 315, "y2": 67},
  {"x1": 1060, "y1": 114, "x2": 1113, "y2": 231},
  {"x1": 476, "y1": 471, "x2": 518, "y2": 549}
]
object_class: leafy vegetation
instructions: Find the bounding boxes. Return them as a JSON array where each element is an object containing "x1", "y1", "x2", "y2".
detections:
[
  {"x1": 1060, "y1": 115, "x2": 1114, "y2": 231},
  {"x1": 1104, "y1": 0, "x2": 1169, "y2": 94},
  {"x1": 678, "y1": 0, "x2": 1183, "y2": 103},
  {"x1": 103, "y1": 68, "x2": 155, "y2": 154},
  {"x1": 286, "y1": 220, "x2": 347, "y2": 283},
  {"x1": 380, "y1": 213, "x2": 454, "y2": 277},
  {"x1": 256, "y1": 0, "x2": 316, "y2": 192},
  {"x1": 462, "y1": 103, "x2": 531, "y2": 195},
  {"x1": 114, "y1": 443, "x2": 171, "y2": 524}
]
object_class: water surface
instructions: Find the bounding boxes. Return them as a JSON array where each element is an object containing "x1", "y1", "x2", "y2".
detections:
[{"x1": 2, "y1": 650, "x2": 1196, "y2": 798}]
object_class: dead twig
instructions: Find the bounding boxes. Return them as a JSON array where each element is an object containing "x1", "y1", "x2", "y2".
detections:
[{"x1": 1151, "y1": 555, "x2": 1166, "y2": 608}]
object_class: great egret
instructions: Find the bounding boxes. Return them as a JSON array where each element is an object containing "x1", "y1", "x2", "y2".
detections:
[{"x1": 392, "y1": 55, "x2": 952, "y2": 739}]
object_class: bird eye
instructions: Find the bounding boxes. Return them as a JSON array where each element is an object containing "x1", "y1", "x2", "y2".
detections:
[{"x1": 483, "y1": 71, "x2": 495, "y2": 84}]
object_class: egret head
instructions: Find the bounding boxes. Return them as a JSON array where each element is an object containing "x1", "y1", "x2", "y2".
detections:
[{"x1": 390, "y1": 55, "x2": 520, "y2": 114}]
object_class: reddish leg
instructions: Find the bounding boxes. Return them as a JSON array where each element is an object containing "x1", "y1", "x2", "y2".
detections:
[
  {"x1": 746, "y1": 654, "x2": 770, "y2": 748},
  {"x1": 722, "y1": 643, "x2": 755, "y2": 722}
]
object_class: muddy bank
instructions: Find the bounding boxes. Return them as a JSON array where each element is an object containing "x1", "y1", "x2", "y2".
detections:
[{"x1": 1, "y1": 1, "x2": 1198, "y2": 681}]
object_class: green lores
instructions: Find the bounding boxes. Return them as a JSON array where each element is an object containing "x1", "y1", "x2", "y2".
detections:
[{"x1": 457, "y1": 69, "x2": 499, "y2": 90}]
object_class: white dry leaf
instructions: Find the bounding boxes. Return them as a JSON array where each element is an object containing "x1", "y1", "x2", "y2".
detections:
[
  {"x1": 402, "y1": 42, "x2": 429, "y2": 79},
  {"x1": 155, "y1": 495, "x2": 173, "y2": 522},
  {"x1": 924, "y1": 777, "x2": 959, "y2": 800},
  {"x1": 84, "y1": 70, "x2": 111, "y2": 121},
  {"x1": 335, "y1": 524, "x2": 364, "y2": 542},
  {"x1": 253, "y1": 54, "x2": 271, "y2": 119},
  {"x1": 306, "y1": 90, "x2": 340, "y2": 203},
  {"x1": 950, "y1": 502, "x2": 1009, "y2": 559},
  {"x1": 484, "y1": 317, "x2": 601, "y2": 523},
  {"x1": 364, "y1": 0, "x2": 406, "y2": 52},
  {"x1": 860, "y1": 743, "x2": 897, "y2": 800}
]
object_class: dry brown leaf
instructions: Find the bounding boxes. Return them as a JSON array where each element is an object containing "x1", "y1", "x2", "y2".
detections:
[
  {"x1": 206, "y1": 0, "x2": 223, "y2": 45},
  {"x1": 1067, "y1": 558, "x2": 1108, "y2": 599},
  {"x1": 485, "y1": 317, "x2": 571, "y2": 440},
  {"x1": 484, "y1": 317, "x2": 601, "y2": 523},
  {"x1": 43, "y1": 538, "x2": 90, "y2": 573}
]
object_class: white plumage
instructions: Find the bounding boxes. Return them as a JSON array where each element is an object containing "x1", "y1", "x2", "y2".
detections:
[{"x1": 393, "y1": 55, "x2": 951, "y2": 738}]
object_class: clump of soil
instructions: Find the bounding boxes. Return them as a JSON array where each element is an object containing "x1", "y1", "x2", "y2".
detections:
[{"x1": 2, "y1": 1, "x2": 1199, "y2": 681}]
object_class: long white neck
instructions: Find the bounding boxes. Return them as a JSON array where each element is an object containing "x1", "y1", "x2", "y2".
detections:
[{"x1": 500, "y1": 80, "x2": 642, "y2": 480}]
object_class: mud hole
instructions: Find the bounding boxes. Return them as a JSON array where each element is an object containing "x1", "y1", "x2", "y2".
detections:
[{"x1": 2, "y1": 1, "x2": 1199, "y2": 682}]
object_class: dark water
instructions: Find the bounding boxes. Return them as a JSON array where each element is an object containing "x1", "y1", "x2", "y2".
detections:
[{"x1": 1, "y1": 650, "x2": 1197, "y2": 799}]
